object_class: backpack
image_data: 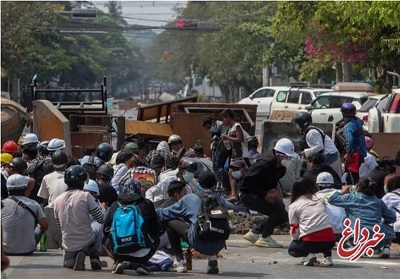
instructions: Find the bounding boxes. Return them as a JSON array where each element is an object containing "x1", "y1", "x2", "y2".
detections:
[
  {"x1": 27, "y1": 157, "x2": 54, "y2": 202},
  {"x1": 195, "y1": 193, "x2": 231, "y2": 241},
  {"x1": 82, "y1": 156, "x2": 100, "y2": 180},
  {"x1": 110, "y1": 202, "x2": 151, "y2": 254}
]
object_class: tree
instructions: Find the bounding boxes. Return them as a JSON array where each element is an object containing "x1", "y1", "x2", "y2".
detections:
[{"x1": 270, "y1": 1, "x2": 400, "y2": 87}]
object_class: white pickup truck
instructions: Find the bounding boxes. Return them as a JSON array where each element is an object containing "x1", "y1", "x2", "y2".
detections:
[{"x1": 367, "y1": 89, "x2": 400, "y2": 133}]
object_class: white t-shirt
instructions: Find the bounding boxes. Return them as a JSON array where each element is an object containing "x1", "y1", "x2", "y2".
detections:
[
  {"x1": 53, "y1": 190, "x2": 101, "y2": 252},
  {"x1": 382, "y1": 189, "x2": 400, "y2": 233},
  {"x1": 359, "y1": 152, "x2": 378, "y2": 178},
  {"x1": 2, "y1": 196, "x2": 46, "y2": 254},
  {"x1": 316, "y1": 188, "x2": 346, "y2": 234},
  {"x1": 38, "y1": 171, "x2": 68, "y2": 208}
]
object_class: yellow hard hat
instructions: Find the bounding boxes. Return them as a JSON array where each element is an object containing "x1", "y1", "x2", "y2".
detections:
[{"x1": 0, "y1": 153, "x2": 13, "y2": 164}]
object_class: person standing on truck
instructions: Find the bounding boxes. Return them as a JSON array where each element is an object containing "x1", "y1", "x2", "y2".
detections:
[{"x1": 339, "y1": 103, "x2": 367, "y2": 185}]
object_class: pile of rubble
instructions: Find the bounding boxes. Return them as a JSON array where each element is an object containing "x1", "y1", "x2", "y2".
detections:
[{"x1": 229, "y1": 211, "x2": 290, "y2": 235}]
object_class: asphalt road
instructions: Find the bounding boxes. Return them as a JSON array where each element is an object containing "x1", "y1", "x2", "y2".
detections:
[{"x1": 3, "y1": 234, "x2": 400, "y2": 279}]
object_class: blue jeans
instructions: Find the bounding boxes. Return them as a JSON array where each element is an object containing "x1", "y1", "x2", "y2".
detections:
[{"x1": 324, "y1": 152, "x2": 339, "y2": 165}]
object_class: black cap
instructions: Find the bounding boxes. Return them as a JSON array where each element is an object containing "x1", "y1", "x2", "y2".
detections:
[
  {"x1": 202, "y1": 116, "x2": 213, "y2": 127},
  {"x1": 229, "y1": 159, "x2": 246, "y2": 169},
  {"x1": 167, "y1": 180, "x2": 186, "y2": 196},
  {"x1": 198, "y1": 171, "x2": 217, "y2": 189}
]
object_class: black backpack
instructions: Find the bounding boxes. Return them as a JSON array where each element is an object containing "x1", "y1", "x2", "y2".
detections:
[
  {"x1": 82, "y1": 156, "x2": 101, "y2": 180},
  {"x1": 27, "y1": 157, "x2": 54, "y2": 202},
  {"x1": 195, "y1": 192, "x2": 230, "y2": 241}
]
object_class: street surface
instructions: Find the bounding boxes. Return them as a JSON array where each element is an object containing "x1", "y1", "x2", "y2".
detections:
[{"x1": 4, "y1": 234, "x2": 399, "y2": 279}]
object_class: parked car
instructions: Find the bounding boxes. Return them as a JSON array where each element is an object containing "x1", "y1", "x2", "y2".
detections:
[
  {"x1": 269, "y1": 85, "x2": 332, "y2": 114},
  {"x1": 237, "y1": 86, "x2": 290, "y2": 116},
  {"x1": 367, "y1": 89, "x2": 400, "y2": 133},
  {"x1": 305, "y1": 92, "x2": 374, "y2": 123},
  {"x1": 356, "y1": 94, "x2": 389, "y2": 131}
]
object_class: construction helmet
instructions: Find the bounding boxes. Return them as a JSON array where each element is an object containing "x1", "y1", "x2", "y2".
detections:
[
  {"x1": 96, "y1": 164, "x2": 114, "y2": 180},
  {"x1": 316, "y1": 172, "x2": 334, "y2": 188},
  {"x1": 6, "y1": 174, "x2": 28, "y2": 191},
  {"x1": 273, "y1": 138, "x2": 296, "y2": 158},
  {"x1": 47, "y1": 138, "x2": 66, "y2": 152},
  {"x1": 0, "y1": 153, "x2": 13, "y2": 164},
  {"x1": 340, "y1": 103, "x2": 356, "y2": 117},
  {"x1": 123, "y1": 142, "x2": 139, "y2": 154},
  {"x1": 2, "y1": 140, "x2": 18, "y2": 153},
  {"x1": 64, "y1": 165, "x2": 87, "y2": 187},
  {"x1": 293, "y1": 112, "x2": 312, "y2": 129},
  {"x1": 9, "y1": 157, "x2": 28, "y2": 175},
  {"x1": 22, "y1": 133, "x2": 39, "y2": 146},
  {"x1": 168, "y1": 134, "x2": 182, "y2": 145},
  {"x1": 364, "y1": 136, "x2": 374, "y2": 150},
  {"x1": 178, "y1": 157, "x2": 198, "y2": 173},
  {"x1": 95, "y1": 143, "x2": 113, "y2": 162}
]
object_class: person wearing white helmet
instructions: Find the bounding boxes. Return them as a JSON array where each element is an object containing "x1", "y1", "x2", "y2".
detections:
[
  {"x1": 2, "y1": 174, "x2": 48, "y2": 255},
  {"x1": 83, "y1": 179, "x2": 104, "y2": 262},
  {"x1": 315, "y1": 172, "x2": 345, "y2": 237},
  {"x1": 47, "y1": 138, "x2": 66, "y2": 153},
  {"x1": 22, "y1": 133, "x2": 39, "y2": 149},
  {"x1": 239, "y1": 138, "x2": 296, "y2": 248}
]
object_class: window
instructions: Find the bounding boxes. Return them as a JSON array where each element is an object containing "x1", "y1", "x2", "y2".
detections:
[
  {"x1": 313, "y1": 96, "x2": 330, "y2": 109},
  {"x1": 287, "y1": 91, "x2": 300, "y2": 103},
  {"x1": 252, "y1": 89, "x2": 275, "y2": 99},
  {"x1": 301, "y1": 92, "x2": 312, "y2": 104},
  {"x1": 276, "y1": 91, "x2": 288, "y2": 102}
]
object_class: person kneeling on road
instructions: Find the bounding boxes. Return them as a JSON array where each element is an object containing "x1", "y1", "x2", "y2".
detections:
[
  {"x1": 54, "y1": 166, "x2": 105, "y2": 271},
  {"x1": 156, "y1": 176, "x2": 227, "y2": 274}
]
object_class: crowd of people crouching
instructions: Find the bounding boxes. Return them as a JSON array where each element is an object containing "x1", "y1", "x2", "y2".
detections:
[{"x1": 1, "y1": 112, "x2": 400, "y2": 275}]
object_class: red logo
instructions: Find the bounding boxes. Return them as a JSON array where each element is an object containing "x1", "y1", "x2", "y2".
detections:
[{"x1": 337, "y1": 218, "x2": 385, "y2": 261}]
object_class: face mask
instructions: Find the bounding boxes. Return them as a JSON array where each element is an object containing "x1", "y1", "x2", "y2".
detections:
[
  {"x1": 296, "y1": 124, "x2": 303, "y2": 132},
  {"x1": 384, "y1": 185, "x2": 388, "y2": 194},
  {"x1": 210, "y1": 125, "x2": 218, "y2": 133},
  {"x1": 281, "y1": 159, "x2": 292, "y2": 168},
  {"x1": 183, "y1": 172, "x2": 194, "y2": 183},
  {"x1": 232, "y1": 170, "x2": 242, "y2": 180}
]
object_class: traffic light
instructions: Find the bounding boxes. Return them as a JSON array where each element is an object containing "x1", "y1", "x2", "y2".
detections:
[{"x1": 176, "y1": 19, "x2": 199, "y2": 29}]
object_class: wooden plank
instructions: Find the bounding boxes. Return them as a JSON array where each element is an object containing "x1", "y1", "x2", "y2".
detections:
[
  {"x1": 170, "y1": 102, "x2": 257, "y2": 135},
  {"x1": 70, "y1": 132, "x2": 105, "y2": 158},
  {"x1": 137, "y1": 96, "x2": 197, "y2": 122},
  {"x1": 32, "y1": 100, "x2": 71, "y2": 155},
  {"x1": 171, "y1": 112, "x2": 213, "y2": 157},
  {"x1": 125, "y1": 120, "x2": 173, "y2": 138},
  {"x1": 370, "y1": 133, "x2": 400, "y2": 158}
]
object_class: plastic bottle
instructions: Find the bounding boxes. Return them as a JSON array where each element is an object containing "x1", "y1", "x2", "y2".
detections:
[
  {"x1": 184, "y1": 248, "x2": 192, "y2": 270},
  {"x1": 40, "y1": 234, "x2": 47, "y2": 252}
]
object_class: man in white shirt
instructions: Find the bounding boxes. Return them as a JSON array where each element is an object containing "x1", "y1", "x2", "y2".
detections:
[
  {"x1": 2, "y1": 174, "x2": 48, "y2": 255},
  {"x1": 38, "y1": 150, "x2": 68, "y2": 208},
  {"x1": 294, "y1": 112, "x2": 342, "y2": 177}
]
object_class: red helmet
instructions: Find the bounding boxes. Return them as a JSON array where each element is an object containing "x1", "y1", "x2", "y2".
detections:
[{"x1": 2, "y1": 141, "x2": 18, "y2": 153}]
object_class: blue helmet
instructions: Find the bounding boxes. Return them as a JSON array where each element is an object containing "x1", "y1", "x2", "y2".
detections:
[{"x1": 340, "y1": 103, "x2": 356, "y2": 117}]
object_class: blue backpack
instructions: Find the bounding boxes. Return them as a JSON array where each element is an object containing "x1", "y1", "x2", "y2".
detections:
[{"x1": 110, "y1": 202, "x2": 150, "y2": 254}]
